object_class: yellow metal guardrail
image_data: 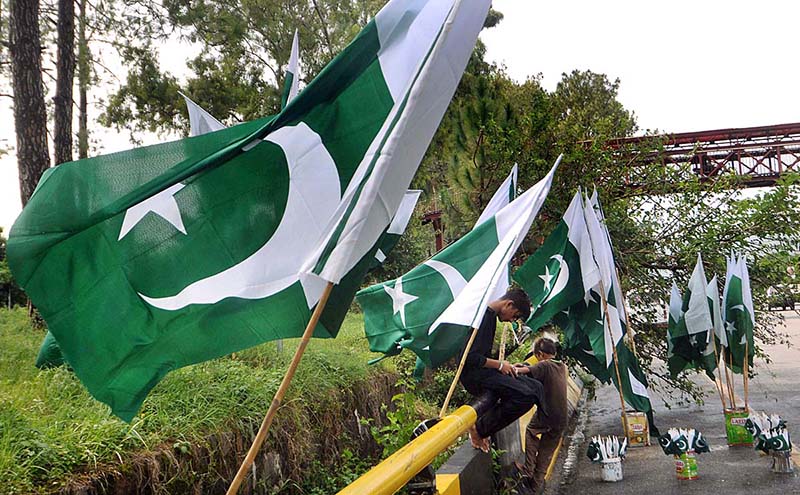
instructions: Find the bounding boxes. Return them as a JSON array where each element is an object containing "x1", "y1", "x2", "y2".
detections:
[{"x1": 336, "y1": 405, "x2": 478, "y2": 495}]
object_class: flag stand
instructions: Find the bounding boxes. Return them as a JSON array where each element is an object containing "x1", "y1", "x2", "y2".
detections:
[
  {"x1": 440, "y1": 326, "x2": 479, "y2": 419},
  {"x1": 226, "y1": 282, "x2": 335, "y2": 495}
]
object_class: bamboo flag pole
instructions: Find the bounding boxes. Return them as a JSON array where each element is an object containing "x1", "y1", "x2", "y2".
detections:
[
  {"x1": 743, "y1": 338, "x2": 750, "y2": 411},
  {"x1": 597, "y1": 278, "x2": 630, "y2": 437},
  {"x1": 614, "y1": 266, "x2": 638, "y2": 357},
  {"x1": 711, "y1": 335, "x2": 727, "y2": 411},
  {"x1": 724, "y1": 351, "x2": 737, "y2": 410},
  {"x1": 440, "y1": 326, "x2": 479, "y2": 418},
  {"x1": 226, "y1": 282, "x2": 335, "y2": 495},
  {"x1": 498, "y1": 322, "x2": 508, "y2": 362}
]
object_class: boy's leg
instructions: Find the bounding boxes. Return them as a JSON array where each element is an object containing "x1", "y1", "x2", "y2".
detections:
[{"x1": 531, "y1": 429, "x2": 562, "y2": 492}]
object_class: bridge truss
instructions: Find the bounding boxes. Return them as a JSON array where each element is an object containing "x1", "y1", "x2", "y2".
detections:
[{"x1": 609, "y1": 122, "x2": 800, "y2": 189}]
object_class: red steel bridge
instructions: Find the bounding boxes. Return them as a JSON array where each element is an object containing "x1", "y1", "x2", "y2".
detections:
[{"x1": 607, "y1": 122, "x2": 800, "y2": 189}]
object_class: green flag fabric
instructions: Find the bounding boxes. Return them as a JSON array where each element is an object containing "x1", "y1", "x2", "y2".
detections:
[
  {"x1": 514, "y1": 190, "x2": 601, "y2": 332},
  {"x1": 281, "y1": 29, "x2": 301, "y2": 109},
  {"x1": 723, "y1": 254, "x2": 755, "y2": 374},
  {"x1": 9, "y1": 0, "x2": 489, "y2": 421},
  {"x1": 552, "y1": 298, "x2": 611, "y2": 383},
  {"x1": 666, "y1": 282, "x2": 691, "y2": 377},
  {"x1": 359, "y1": 160, "x2": 559, "y2": 369},
  {"x1": 668, "y1": 254, "x2": 712, "y2": 379},
  {"x1": 613, "y1": 340, "x2": 653, "y2": 413}
]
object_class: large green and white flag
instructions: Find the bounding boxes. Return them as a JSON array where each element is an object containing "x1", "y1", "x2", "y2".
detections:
[
  {"x1": 281, "y1": 29, "x2": 301, "y2": 109},
  {"x1": 723, "y1": 254, "x2": 755, "y2": 373},
  {"x1": 514, "y1": 190, "x2": 601, "y2": 332},
  {"x1": 180, "y1": 91, "x2": 226, "y2": 136},
  {"x1": 8, "y1": 0, "x2": 489, "y2": 421},
  {"x1": 302, "y1": 0, "x2": 491, "y2": 285},
  {"x1": 582, "y1": 193, "x2": 625, "y2": 368},
  {"x1": 359, "y1": 160, "x2": 560, "y2": 369},
  {"x1": 588, "y1": 189, "x2": 629, "y2": 333}
]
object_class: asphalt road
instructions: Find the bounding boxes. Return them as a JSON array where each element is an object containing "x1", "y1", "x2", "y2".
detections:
[{"x1": 562, "y1": 311, "x2": 800, "y2": 495}]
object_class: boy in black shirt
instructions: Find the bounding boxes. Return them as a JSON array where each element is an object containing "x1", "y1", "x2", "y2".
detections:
[{"x1": 461, "y1": 288, "x2": 545, "y2": 452}]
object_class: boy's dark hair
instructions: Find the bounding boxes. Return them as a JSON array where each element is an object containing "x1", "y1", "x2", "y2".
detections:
[
  {"x1": 533, "y1": 338, "x2": 558, "y2": 356},
  {"x1": 500, "y1": 288, "x2": 531, "y2": 321}
]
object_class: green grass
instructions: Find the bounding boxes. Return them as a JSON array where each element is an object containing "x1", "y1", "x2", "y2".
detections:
[{"x1": 0, "y1": 307, "x2": 390, "y2": 494}]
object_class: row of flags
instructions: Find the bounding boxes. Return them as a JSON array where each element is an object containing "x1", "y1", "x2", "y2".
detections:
[
  {"x1": 9, "y1": 0, "x2": 493, "y2": 421},
  {"x1": 361, "y1": 182, "x2": 654, "y2": 416},
  {"x1": 513, "y1": 191, "x2": 653, "y2": 415},
  {"x1": 667, "y1": 253, "x2": 755, "y2": 379}
]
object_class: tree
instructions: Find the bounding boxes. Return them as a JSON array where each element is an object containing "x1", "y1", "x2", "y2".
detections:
[
  {"x1": 9, "y1": 0, "x2": 51, "y2": 205},
  {"x1": 53, "y1": 0, "x2": 75, "y2": 165}
]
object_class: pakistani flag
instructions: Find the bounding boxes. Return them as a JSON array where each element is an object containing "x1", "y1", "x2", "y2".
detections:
[
  {"x1": 582, "y1": 193, "x2": 625, "y2": 368},
  {"x1": 723, "y1": 254, "x2": 755, "y2": 374},
  {"x1": 666, "y1": 282, "x2": 690, "y2": 376},
  {"x1": 514, "y1": 190, "x2": 601, "y2": 332},
  {"x1": 669, "y1": 254, "x2": 713, "y2": 378},
  {"x1": 475, "y1": 164, "x2": 518, "y2": 227},
  {"x1": 699, "y1": 274, "x2": 724, "y2": 379},
  {"x1": 552, "y1": 299, "x2": 611, "y2": 383},
  {"x1": 613, "y1": 340, "x2": 653, "y2": 413},
  {"x1": 180, "y1": 91, "x2": 226, "y2": 136},
  {"x1": 8, "y1": 0, "x2": 490, "y2": 421},
  {"x1": 359, "y1": 160, "x2": 560, "y2": 369},
  {"x1": 281, "y1": 29, "x2": 301, "y2": 109},
  {"x1": 588, "y1": 189, "x2": 629, "y2": 334}
]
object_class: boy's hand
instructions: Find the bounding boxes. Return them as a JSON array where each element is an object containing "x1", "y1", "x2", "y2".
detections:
[{"x1": 513, "y1": 363, "x2": 529, "y2": 374}]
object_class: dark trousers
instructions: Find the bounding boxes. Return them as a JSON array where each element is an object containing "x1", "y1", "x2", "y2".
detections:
[
  {"x1": 524, "y1": 427, "x2": 563, "y2": 492},
  {"x1": 461, "y1": 369, "x2": 544, "y2": 439}
]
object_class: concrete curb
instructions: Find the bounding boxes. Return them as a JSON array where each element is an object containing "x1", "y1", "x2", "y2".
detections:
[{"x1": 554, "y1": 388, "x2": 590, "y2": 492}]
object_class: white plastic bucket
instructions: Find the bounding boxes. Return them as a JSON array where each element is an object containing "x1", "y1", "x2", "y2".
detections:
[{"x1": 600, "y1": 458, "x2": 623, "y2": 482}]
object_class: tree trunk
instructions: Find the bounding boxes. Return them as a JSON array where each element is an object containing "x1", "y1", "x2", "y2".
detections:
[
  {"x1": 54, "y1": 0, "x2": 76, "y2": 165},
  {"x1": 77, "y1": 0, "x2": 89, "y2": 159},
  {"x1": 10, "y1": 0, "x2": 51, "y2": 206}
]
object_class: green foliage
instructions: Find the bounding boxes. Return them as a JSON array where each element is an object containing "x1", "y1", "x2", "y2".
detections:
[
  {"x1": 0, "y1": 308, "x2": 387, "y2": 493},
  {"x1": 100, "y1": 0, "x2": 387, "y2": 138},
  {"x1": 366, "y1": 376, "x2": 421, "y2": 458},
  {"x1": 0, "y1": 228, "x2": 24, "y2": 308}
]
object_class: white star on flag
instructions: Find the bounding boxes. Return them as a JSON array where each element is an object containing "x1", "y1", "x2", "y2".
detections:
[
  {"x1": 384, "y1": 276, "x2": 418, "y2": 327},
  {"x1": 118, "y1": 183, "x2": 187, "y2": 240},
  {"x1": 539, "y1": 265, "x2": 555, "y2": 290}
]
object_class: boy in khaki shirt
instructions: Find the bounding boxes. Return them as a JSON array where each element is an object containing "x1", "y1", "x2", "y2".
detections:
[{"x1": 514, "y1": 338, "x2": 567, "y2": 494}]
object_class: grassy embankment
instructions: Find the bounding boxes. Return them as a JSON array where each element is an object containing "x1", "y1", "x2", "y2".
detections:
[{"x1": 0, "y1": 307, "x2": 406, "y2": 494}]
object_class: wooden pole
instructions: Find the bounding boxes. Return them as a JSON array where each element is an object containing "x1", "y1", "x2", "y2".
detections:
[
  {"x1": 743, "y1": 338, "x2": 750, "y2": 411},
  {"x1": 597, "y1": 279, "x2": 630, "y2": 437},
  {"x1": 723, "y1": 350, "x2": 737, "y2": 410},
  {"x1": 226, "y1": 282, "x2": 335, "y2": 495},
  {"x1": 614, "y1": 266, "x2": 638, "y2": 357},
  {"x1": 498, "y1": 322, "x2": 508, "y2": 362},
  {"x1": 440, "y1": 327, "x2": 479, "y2": 419},
  {"x1": 711, "y1": 335, "x2": 727, "y2": 410}
]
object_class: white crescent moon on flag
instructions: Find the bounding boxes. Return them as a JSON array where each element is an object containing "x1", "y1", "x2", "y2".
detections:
[
  {"x1": 541, "y1": 255, "x2": 569, "y2": 305},
  {"x1": 139, "y1": 122, "x2": 341, "y2": 311}
]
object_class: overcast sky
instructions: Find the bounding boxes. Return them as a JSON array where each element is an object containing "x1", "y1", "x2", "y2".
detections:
[{"x1": 3, "y1": 0, "x2": 800, "y2": 234}]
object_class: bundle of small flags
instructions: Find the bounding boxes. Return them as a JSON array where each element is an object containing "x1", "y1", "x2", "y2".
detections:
[
  {"x1": 658, "y1": 428, "x2": 710, "y2": 455},
  {"x1": 587, "y1": 436, "x2": 628, "y2": 462},
  {"x1": 745, "y1": 412, "x2": 792, "y2": 453}
]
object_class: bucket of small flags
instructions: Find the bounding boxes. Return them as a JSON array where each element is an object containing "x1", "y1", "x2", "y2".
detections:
[
  {"x1": 745, "y1": 412, "x2": 794, "y2": 474},
  {"x1": 658, "y1": 428, "x2": 710, "y2": 480},
  {"x1": 587, "y1": 436, "x2": 628, "y2": 482}
]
